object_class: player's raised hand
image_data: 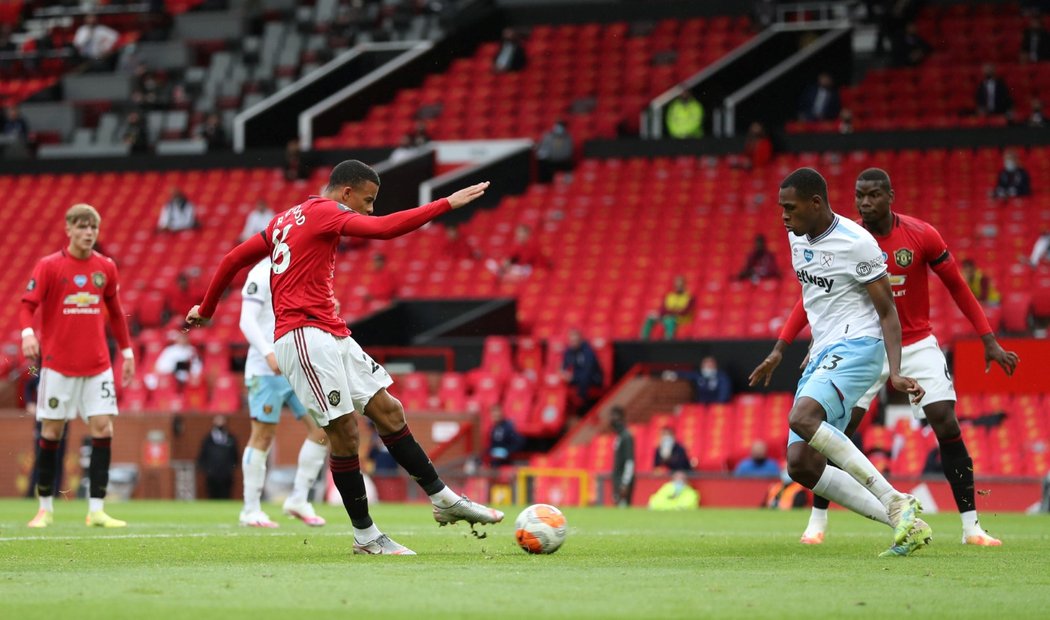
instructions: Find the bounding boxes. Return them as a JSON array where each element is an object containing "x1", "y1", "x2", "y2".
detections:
[
  {"x1": 890, "y1": 374, "x2": 925, "y2": 404},
  {"x1": 185, "y1": 305, "x2": 209, "y2": 328},
  {"x1": 749, "y1": 350, "x2": 783, "y2": 387},
  {"x1": 984, "y1": 339, "x2": 1019, "y2": 376},
  {"x1": 446, "y1": 182, "x2": 490, "y2": 209},
  {"x1": 22, "y1": 333, "x2": 40, "y2": 360}
]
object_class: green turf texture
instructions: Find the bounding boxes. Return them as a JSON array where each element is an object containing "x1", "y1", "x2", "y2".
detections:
[{"x1": 1, "y1": 499, "x2": 1048, "y2": 619}]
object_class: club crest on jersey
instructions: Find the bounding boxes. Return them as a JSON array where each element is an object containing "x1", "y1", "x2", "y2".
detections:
[
  {"x1": 74, "y1": 274, "x2": 88, "y2": 287},
  {"x1": 803, "y1": 249, "x2": 814, "y2": 262},
  {"x1": 894, "y1": 248, "x2": 914, "y2": 268},
  {"x1": 246, "y1": 282, "x2": 258, "y2": 295},
  {"x1": 819, "y1": 252, "x2": 834, "y2": 268},
  {"x1": 92, "y1": 272, "x2": 106, "y2": 288},
  {"x1": 328, "y1": 391, "x2": 341, "y2": 406}
]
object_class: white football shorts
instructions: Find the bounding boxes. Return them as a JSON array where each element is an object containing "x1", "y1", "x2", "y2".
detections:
[
  {"x1": 854, "y1": 334, "x2": 956, "y2": 419},
  {"x1": 36, "y1": 367, "x2": 119, "y2": 421},
  {"x1": 274, "y1": 326, "x2": 393, "y2": 427}
]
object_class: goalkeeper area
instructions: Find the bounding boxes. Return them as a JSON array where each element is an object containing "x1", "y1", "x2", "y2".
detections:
[{"x1": 1, "y1": 500, "x2": 1047, "y2": 620}]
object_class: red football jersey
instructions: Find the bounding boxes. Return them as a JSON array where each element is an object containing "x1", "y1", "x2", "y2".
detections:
[
  {"x1": 862, "y1": 213, "x2": 948, "y2": 345},
  {"x1": 21, "y1": 249, "x2": 127, "y2": 376}
]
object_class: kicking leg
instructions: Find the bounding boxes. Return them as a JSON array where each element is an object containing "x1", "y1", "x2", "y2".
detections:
[
  {"x1": 364, "y1": 388, "x2": 503, "y2": 528},
  {"x1": 802, "y1": 404, "x2": 868, "y2": 544}
]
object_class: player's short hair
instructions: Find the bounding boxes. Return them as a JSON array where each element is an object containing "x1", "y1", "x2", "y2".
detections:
[
  {"x1": 857, "y1": 168, "x2": 892, "y2": 191},
  {"x1": 327, "y1": 160, "x2": 380, "y2": 191},
  {"x1": 66, "y1": 203, "x2": 101, "y2": 226},
  {"x1": 780, "y1": 168, "x2": 828, "y2": 203}
]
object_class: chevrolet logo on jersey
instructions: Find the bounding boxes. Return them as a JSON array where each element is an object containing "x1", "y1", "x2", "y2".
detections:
[
  {"x1": 64, "y1": 292, "x2": 100, "y2": 307},
  {"x1": 889, "y1": 274, "x2": 907, "y2": 297}
]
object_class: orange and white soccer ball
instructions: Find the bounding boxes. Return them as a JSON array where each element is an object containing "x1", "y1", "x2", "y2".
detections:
[{"x1": 514, "y1": 504, "x2": 568, "y2": 554}]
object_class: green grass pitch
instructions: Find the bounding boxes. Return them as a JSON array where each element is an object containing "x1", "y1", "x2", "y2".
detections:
[{"x1": 1, "y1": 499, "x2": 1048, "y2": 619}]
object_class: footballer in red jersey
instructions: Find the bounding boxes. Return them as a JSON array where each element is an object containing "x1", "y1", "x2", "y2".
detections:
[
  {"x1": 187, "y1": 160, "x2": 503, "y2": 554},
  {"x1": 779, "y1": 169, "x2": 1018, "y2": 547},
  {"x1": 20, "y1": 204, "x2": 135, "y2": 529}
]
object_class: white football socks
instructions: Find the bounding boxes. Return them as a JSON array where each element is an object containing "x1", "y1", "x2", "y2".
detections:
[
  {"x1": 289, "y1": 439, "x2": 328, "y2": 505},
  {"x1": 242, "y1": 446, "x2": 269, "y2": 513},
  {"x1": 39, "y1": 495, "x2": 54, "y2": 512},
  {"x1": 961, "y1": 510, "x2": 980, "y2": 534},
  {"x1": 429, "y1": 486, "x2": 461, "y2": 508},
  {"x1": 88, "y1": 498, "x2": 104, "y2": 513},
  {"x1": 812, "y1": 465, "x2": 891, "y2": 526},
  {"x1": 805, "y1": 507, "x2": 829, "y2": 534},
  {"x1": 809, "y1": 421, "x2": 900, "y2": 507},
  {"x1": 354, "y1": 523, "x2": 382, "y2": 543}
]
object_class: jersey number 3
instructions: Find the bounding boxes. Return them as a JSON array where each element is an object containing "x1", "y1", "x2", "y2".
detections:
[{"x1": 271, "y1": 224, "x2": 292, "y2": 274}]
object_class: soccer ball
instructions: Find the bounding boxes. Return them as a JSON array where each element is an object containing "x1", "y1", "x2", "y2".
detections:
[{"x1": 514, "y1": 504, "x2": 568, "y2": 554}]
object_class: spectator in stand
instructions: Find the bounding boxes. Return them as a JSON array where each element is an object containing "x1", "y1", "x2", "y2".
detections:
[
  {"x1": 487, "y1": 404, "x2": 524, "y2": 467},
  {"x1": 130, "y1": 63, "x2": 162, "y2": 110},
  {"x1": 665, "y1": 89, "x2": 703, "y2": 139},
  {"x1": 839, "y1": 109, "x2": 855, "y2": 134},
  {"x1": 733, "y1": 440, "x2": 781, "y2": 478},
  {"x1": 561, "y1": 328, "x2": 604, "y2": 416},
  {"x1": 197, "y1": 415, "x2": 239, "y2": 499},
  {"x1": 442, "y1": 223, "x2": 480, "y2": 261},
  {"x1": 1021, "y1": 14, "x2": 1050, "y2": 63},
  {"x1": 492, "y1": 28, "x2": 526, "y2": 73},
  {"x1": 153, "y1": 330, "x2": 202, "y2": 390},
  {"x1": 1029, "y1": 98, "x2": 1046, "y2": 128},
  {"x1": 364, "y1": 253, "x2": 398, "y2": 303},
  {"x1": 647, "y1": 470, "x2": 699, "y2": 510},
  {"x1": 891, "y1": 21, "x2": 932, "y2": 67},
  {"x1": 731, "y1": 122, "x2": 772, "y2": 169},
  {"x1": 73, "y1": 13, "x2": 119, "y2": 69},
  {"x1": 157, "y1": 187, "x2": 199, "y2": 232},
  {"x1": 1028, "y1": 230, "x2": 1050, "y2": 268},
  {"x1": 388, "y1": 135, "x2": 419, "y2": 163},
  {"x1": 609, "y1": 406, "x2": 635, "y2": 507},
  {"x1": 653, "y1": 426, "x2": 691, "y2": 472},
  {"x1": 535, "y1": 119, "x2": 574, "y2": 183},
  {"x1": 993, "y1": 150, "x2": 1032, "y2": 199},
  {"x1": 961, "y1": 259, "x2": 1001, "y2": 306},
  {"x1": 797, "y1": 73, "x2": 841, "y2": 121},
  {"x1": 284, "y1": 138, "x2": 306, "y2": 181},
  {"x1": 410, "y1": 121, "x2": 431, "y2": 147},
  {"x1": 3, "y1": 103, "x2": 29, "y2": 143},
  {"x1": 486, "y1": 224, "x2": 547, "y2": 279},
  {"x1": 198, "y1": 113, "x2": 227, "y2": 150},
  {"x1": 640, "y1": 275, "x2": 694, "y2": 340},
  {"x1": 122, "y1": 111, "x2": 148, "y2": 153},
  {"x1": 683, "y1": 355, "x2": 733, "y2": 405},
  {"x1": 975, "y1": 64, "x2": 1013, "y2": 117},
  {"x1": 764, "y1": 469, "x2": 811, "y2": 509},
  {"x1": 166, "y1": 271, "x2": 198, "y2": 323},
  {"x1": 238, "y1": 199, "x2": 274, "y2": 242},
  {"x1": 737, "y1": 234, "x2": 780, "y2": 282}
]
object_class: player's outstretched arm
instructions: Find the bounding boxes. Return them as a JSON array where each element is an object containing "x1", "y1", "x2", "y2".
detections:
[
  {"x1": 446, "y1": 181, "x2": 490, "y2": 209},
  {"x1": 191, "y1": 235, "x2": 270, "y2": 325},
  {"x1": 338, "y1": 183, "x2": 490, "y2": 240},
  {"x1": 866, "y1": 276, "x2": 925, "y2": 404}
]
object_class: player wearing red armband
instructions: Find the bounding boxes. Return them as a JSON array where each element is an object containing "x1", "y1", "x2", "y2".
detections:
[
  {"x1": 22, "y1": 204, "x2": 135, "y2": 528},
  {"x1": 780, "y1": 169, "x2": 1019, "y2": 547},
  {"x1": 186, "y1": 160, "x2": 503, "y2": 555}
]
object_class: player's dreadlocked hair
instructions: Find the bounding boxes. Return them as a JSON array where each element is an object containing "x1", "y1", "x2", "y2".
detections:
[
  {"x1": 857, "y1": 168, "x2": 893, "y2": 191},
  {"x1": 327, "y1": 160, "x2": 381, "y2": 191},
  {"x1": 780, "y1": 167, "x2": 828, "y2": 203}
]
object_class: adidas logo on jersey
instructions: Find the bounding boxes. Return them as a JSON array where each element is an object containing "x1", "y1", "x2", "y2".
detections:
[{"x1": 796, "y1": 269, "x2": 835, "y2": 293}]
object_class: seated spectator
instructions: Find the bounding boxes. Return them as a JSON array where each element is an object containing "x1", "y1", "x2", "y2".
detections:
[
  {"x1": 157, "y1": 187, "x2": 199, "y2": 232},
  {"x1": 764, "y1": 469, "x2": 811, "y2": 509},
  {"x1": 442, "y1": 223, "x2": 480, "y2": 261},
  {"x1": 797, "y1": 72, "x2": 841, "y2": 121},
  {"x1": 284, "y1": 139, "x2": 306, "y2": 181},
  {"x1": 680, "y1": 356, "x2": 733, "y2": 404},
  {"x1": 993, "y1": 150, "x2": 1032, "y2": 198},
  {"x1": 130, "y1": 63, "x2": 163, "y2": 110},
  {"x1": 647, "y1": 471, "x2": 699, "y2": 511},
  {"x1": 976, "y1": 64, "x2": 1013, "y2": 117},
  {"x1": 1029, "y1": 98, "x2": 1046, "y2": 128},
  {"x1": 640, "y1": 275, "x2": 693, "y2": 340},
  {"x1": 653, "y1": 426, "x2": 691, "y2": 472},
  {"x1": 733, "y1": 440, "x2": 781, "y2": 478},
  {"x1": 737, "y1": 234, "x2": 780, "y2": 282},
  {"x1": 730, "y1": 122, "x2": 772, "y2": 169},
  {"x1": 153, "y1": 330, "x2": 202, "y2": 390},
  {"x1": 485, "y1": 224, "x2": 548, "y2": 279},
  {"x1": 73, "y1": 14, "x2": 119, "y2": 65},
  {"x1": 492, "y1": 28, "x2": 526, "y2": 73},
  {"x1": 561, "y1": 328, "x2": 604, "y2": 415},
  {"x1": 665, "y1": 89, "x2": 703, "y2": 139},
  {"x1": 364, "y1": 253, "x2": 398, "y2": 303},
  {"x1": 839, "y1": 109, "x2": 854, "y2": 134},
  {"x1": 388, "y1": 135, "x2": 419, "y2": 163},
  {"x1": 238, "y1": 200, "x2": 273, "y2": 242},
  {"x1": 410, "y1": 121, "x2": 431, "y2": 147},
  {"x1": 198, "y1": 113, "x2": 227, "y2": 150},
  {"x1": 367, "y1": 426, "x2": 399, "y2": 474},
  {"x1": 3, "y1": 103, "x2": 29, "y2": 143},
  {"x1": 122, "y1": 111, "x2": 148, "y2": 153},
  {"x1": 166, "y1": 271, "x2": 198, "y2": 322},
  {"x1": 891, "y1": 21, "x2": 932, "y2": 67},
  {"x1": 1021, "y1": 14, "x2": 1050, "y2": 63},
  {"x1": 1028, "y1": 230, "x2": 1050, "y2": 268},
  {"x1": 535, "y1": 119, "x2": 574, "y2": 183},
  {"x1": 961, "y1": 259, "x2": 1001, "y2": 305},
  {"x1": 487, "y1": 404, "x2": 524, "y2": 467}
]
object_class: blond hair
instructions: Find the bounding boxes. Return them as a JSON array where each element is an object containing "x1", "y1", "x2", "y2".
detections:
[{"x1": 66, "y1": 203, "x2": 101, "y2": 226}]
